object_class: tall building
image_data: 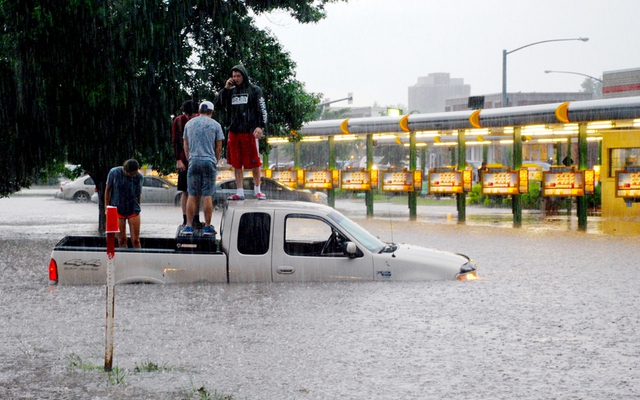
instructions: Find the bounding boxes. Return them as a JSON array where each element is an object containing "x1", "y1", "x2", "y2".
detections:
[{"x1": 408, "y1": 73, "x2": 470, "y2": 114}]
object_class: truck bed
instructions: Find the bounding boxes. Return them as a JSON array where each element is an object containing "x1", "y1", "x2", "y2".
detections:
[
  {"x1": 54, "y1": 235, "x2": 220, "y2": 254},
  {"x1": 51, "y1": 229, "x2": 227, "y2": 284}
]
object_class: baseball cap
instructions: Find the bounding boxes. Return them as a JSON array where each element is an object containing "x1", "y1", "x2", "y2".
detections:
[{"x1": 199, "y1": 101, "x2": 214, "y2": 112}]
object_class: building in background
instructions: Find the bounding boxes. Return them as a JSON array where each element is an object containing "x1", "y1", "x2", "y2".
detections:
[
  {"x1": 320, "y1": 105, "x2": 388, "y2": 119},
  {"x1": 445, "y1": 92, "x2": 593, "y2": 111},
  {"x1": 408, "y1": 73, "x2": 470, "y2": 114},
  {"x1": 603, "y1": 67, "x2": 640, "y2": 98}
]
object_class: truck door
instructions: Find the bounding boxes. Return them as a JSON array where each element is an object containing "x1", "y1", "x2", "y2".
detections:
[
  {"x1": 227, "y1": 210, "x2": 274, "y2": 283},
  {"x1": 271, "y1": 212, "x2": 373, "y2": 282}
]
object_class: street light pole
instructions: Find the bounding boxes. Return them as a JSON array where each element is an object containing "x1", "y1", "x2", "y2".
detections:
[
  {"x1": 544, "y1": 70, "x2": 602, "y2": 82},
  {"x1": 502, "y1": 37, "x2": 589, "y2": 107}
]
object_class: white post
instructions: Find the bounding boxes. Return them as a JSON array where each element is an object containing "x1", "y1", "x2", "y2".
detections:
[{"x1": 104, "y1": 206, "x2": 118, "y2": 372}]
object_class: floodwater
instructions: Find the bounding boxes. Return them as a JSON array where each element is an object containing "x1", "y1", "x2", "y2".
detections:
[{"x1": 1, "y1": 193, "x2": 640, "y2": 399}]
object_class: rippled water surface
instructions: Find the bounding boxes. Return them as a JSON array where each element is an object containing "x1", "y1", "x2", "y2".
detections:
[{"x1": 1, "y1": 194, "x2": 640, "y2": 399}]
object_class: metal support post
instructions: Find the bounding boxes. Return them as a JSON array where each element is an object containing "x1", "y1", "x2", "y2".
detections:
[
  {"x1": 566, "y1": 137, "x2": 572, "y2": 214},
  {"x1": 294, "y1": 141, "x2": 301, "y2": 169},
  {"x1": 502, "y1": 49, "x2": 508, "y2": 107},
  {"x1": 409, "y1": 131, "x2": 417, "y2": 220},
  {"x1": 366, "y1": 134, "x2": 374, "y2": 217},
  {"x1": 577, "y1": 123, "x2": 588, "y2": 230},
  {"x1": 512, "y1": 127, "x2": 523, "y2": 227},
  {"x1": 457, "y1": 129, "x2": 466, "y2": 222},
  {"x1": 328, "y1": 136, "x2": 336, "y2": 208}
]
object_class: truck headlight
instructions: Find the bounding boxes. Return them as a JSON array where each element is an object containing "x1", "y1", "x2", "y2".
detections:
[{"x1": 456, "y1": 260, "x2": 477, "y2": 281}]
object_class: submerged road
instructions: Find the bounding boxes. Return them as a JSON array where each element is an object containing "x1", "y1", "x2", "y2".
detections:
[{"x1": 1, "y1": 195, "x2": 639, "y2": 399}]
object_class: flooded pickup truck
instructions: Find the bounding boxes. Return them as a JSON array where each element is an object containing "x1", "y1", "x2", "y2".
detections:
[{"x1": 48, "y1": 201, "x2": 478, "y2": 284}]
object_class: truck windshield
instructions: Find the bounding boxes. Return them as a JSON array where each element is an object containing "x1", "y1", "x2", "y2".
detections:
[{"x1": 326, "y1": 211, "x2": 385, "y2": 253}]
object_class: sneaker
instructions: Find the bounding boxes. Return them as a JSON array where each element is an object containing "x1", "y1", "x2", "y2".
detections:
[
  {"x1": 181, "y1": 226, "x2": 193, "y2": 236},
  {"x1": 227, "y1": 194, "x2": 245, "y2": 201},
  {"x1": 256, "y1": 192, "x2": 267, "y2": 200},
  {"x1": 203, "y1": 226, "x2": 216, "y2": 236}
]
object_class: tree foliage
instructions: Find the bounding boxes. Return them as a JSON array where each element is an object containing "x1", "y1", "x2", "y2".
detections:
[
  {"x1": 0, "y1": 0, "x2": 342, "y2": 200},
  {"x1": 581, "y1": 77, "x2": 603, "y2": 99}
]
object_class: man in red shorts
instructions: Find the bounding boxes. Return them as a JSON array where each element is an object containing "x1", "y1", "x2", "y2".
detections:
[{"x1": 215, "y1": 64, "x2": 268, "y2": 200}]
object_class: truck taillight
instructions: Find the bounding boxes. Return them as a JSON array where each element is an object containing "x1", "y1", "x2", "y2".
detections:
[{"x1": 48, "y1": 259, "x2": 58, "y2": 283}]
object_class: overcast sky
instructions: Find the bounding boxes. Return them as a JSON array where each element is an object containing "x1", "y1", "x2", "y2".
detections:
[{"x1": 255, "y1": 0, "x2": 640, "y2": 109}]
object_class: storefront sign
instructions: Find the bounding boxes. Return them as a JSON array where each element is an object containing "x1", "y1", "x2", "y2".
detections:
[
  {"x1": 542, "y1": 170, "x2": 585, "y2": 196},
  {"x1": 481, "y1": 170, "x2": 519, "y2": 195},
  {"x1": 302, "y1": 170, "x2": 334, "y2": 189},
  {"x1": 429, "y1": 169, "x2": 463, "y2": 194},
  {"x1": 271, "y1": 170, "x2": 297, "y2": 188},
  {"x1": 216, "y1": 169, "x2": 235, "y2": 182},
  {"x1": 519, "y1": 169, "x2": 529, "y2": 194},
  {"x1": 381, "y1": 170, "x2": 421, "y2": 192},
  {"x1": 341, "y1": 170, "x2": 375, "y2": 190},
  {"x1": 616, "y1": 170, "x2": 640, "y2": 198}
]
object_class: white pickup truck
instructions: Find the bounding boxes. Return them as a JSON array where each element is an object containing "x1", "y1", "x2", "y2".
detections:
[{"x1": 48, "y1": 201, "x2": 478, "y2": 284}]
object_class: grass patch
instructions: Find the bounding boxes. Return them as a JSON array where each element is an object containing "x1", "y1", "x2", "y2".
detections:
[
  {"x1": 107, "y1": 366, "x2": 127, "y2": 385},
  {"x1": 67, "y1": 353, "x2": 176, "y2": 386},
  {"x1": 67, "y1": 353, "x2": 127, "y2": 385},
  {"x1": 182, "y1": 380, "x2": 236, "y2": 400},
  {"x1": 134, "y1": 359, "x2": 171, "y2": 373},
  {"x1": 66, "y1": 353, "x2": 102, "y2": 371},
  {"x1": 66, "y1": 354, "x2": 234, "y2": 396}
]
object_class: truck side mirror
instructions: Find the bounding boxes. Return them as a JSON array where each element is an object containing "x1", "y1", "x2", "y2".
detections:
[{"x1": 345, "y1": 242, "x2": 357, "y2": 259}]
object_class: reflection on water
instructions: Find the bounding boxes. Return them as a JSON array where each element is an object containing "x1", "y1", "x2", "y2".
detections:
[
  {"x1": 1, "y1": 195, "x2": 640, "y2": 399},
  {"x1": 338, "y1": 203, "x2": 610, "y2": 234}
]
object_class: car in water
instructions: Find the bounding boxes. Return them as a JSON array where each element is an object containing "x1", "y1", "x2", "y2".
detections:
[
  {"x1": 55, "y1": 175, "x2": 95, "y2": 202},
  {"x1": 90, "y1": 175, "x2": 181, "y2": 206},
  {"x1": 212, "y1": 176, "x2": 328, "y2": 208}
]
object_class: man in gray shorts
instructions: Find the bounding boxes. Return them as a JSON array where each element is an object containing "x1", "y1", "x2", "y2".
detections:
[{"x1": 181, "y1": 101, "x2": 225, "y2": 236}]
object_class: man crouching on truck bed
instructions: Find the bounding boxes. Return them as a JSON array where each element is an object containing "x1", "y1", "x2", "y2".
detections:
[{"x1": 105, "y1": 159, "x2": 143, "y2": 248}]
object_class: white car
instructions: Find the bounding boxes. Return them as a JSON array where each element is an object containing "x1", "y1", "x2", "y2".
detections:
[
  {"x1": 55, "y1": 175, "x2": 95, "y2": 202},
  {"x1": 90, "y1": 175, "x2": 181, "y2": 206}
]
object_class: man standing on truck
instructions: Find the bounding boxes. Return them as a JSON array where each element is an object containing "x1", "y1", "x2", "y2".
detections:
[
  {"x1": 105, "y1": 159, "x2": 143, "y2": 248},
  {"x1": 172, "y1": 99, "x2": 201, "y2": 227},
  {"x1": 181, "y1": 100, "x2": 225, "y2": 236},
  {"x1": 214, "y1": 64, "x2": 268, "y2": 200}
]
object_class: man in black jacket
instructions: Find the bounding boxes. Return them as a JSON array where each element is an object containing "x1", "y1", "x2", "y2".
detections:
[{"x1": 215, "y1": 64, "x2": 268, "y2": 200}]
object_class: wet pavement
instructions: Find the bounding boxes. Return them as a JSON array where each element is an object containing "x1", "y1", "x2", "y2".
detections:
[{"x1": 1, "y1": 192, "x2": 640, "y2": 399}]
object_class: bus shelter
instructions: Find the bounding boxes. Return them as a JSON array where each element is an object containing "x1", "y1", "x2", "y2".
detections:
[{"x1": 263, "y1": 97, "x2": 640, "y2": 231}]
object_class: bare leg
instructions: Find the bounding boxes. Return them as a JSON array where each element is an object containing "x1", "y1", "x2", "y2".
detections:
[
  {"x1": 128, "y1": 214, "x2": 141, "y2": 248},
  {"x1": 186, "y1": 194, "x2": 197, "y2": 228},
  {"x1": 252, "y1": 166, "x2": 261, "y2": 188},
  {"x1": 180, "y1": 191, "x2": 188, "y2": 215},
  {"x1": 194, "y1": 194, "x2": 202, "y2": 223},
  {"x1": 234, "y1": 168, "x2": 244, "y2": 190},
  {"x1": 117, "y1": 218, "x2": 128, "y2": 248},
  {"x1": 203, "y1": 196, "x2": 213, "y2": 226}
]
